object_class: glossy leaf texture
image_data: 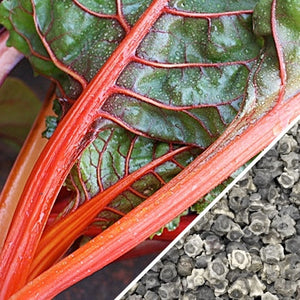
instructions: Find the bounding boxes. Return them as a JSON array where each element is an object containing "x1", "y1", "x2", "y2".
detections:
[
  {"x1": 0, "y1": 2, "x2": 79, "y2": 99},
  {"x1": 99, "y1": 8, "x2": 263, "y2": 145},
  {"x1": 30, "y1": 0, "x2": 265, "y2": 227},
  {"x1": 256, "y1": 0, "x2": 300, "y2": 101},
  {"x1": 0, "y1": 0, "x2": 297, "y2": 244},
  {"x1": 0, "y1": 0, "x2": 293, "y2": 236},
  {"x1": 0, "y1": 0, "x2": 299, "y2": 298},
  {"x1": 62, "y1": 122, "x2": 201, "y2": 229},
  {"x1": 0, "y1": 0, "x2": 262, "y2": 139}
]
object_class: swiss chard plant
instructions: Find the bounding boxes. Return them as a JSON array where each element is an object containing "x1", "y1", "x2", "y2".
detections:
[{"x1": 0, "y1": 0, "x2": 299, "y2": 298}]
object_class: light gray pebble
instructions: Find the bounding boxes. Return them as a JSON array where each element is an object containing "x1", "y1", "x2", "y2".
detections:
[
  {"x1": 193, "y1": 212, "x2": 213, "y2": 232},
  {"x1": 274, "y1": 278, "x2": 298, "y2": 297},
  {"x1": 135, "y1": 283, "x2": 146, "y2": 296},
  {"x1": 211, "y1": 215, "x2": 233, "y2": 236},
  {"x1": 277, "y1": 134, "x2": 298, "y2": 154},
  {"x1": 184, "y1": 234, "x2": 203, "y2": 257},
  {"x1": 260, "y1": 244, "x2": 285, "y2": 264},
  {"x1": 285, "y1": 235, "x2": 300, "y2": 255},
  {"x1": 159, "y1": 262, "x2": 177, "y2": 282},
  {"x1": 227, "y1": 278, "x2": 249, "y2": 299},
  {"x1": 228, "y1": 187, "x2": 249, "y2": 212},
  {"x1": 203, "y1": 234, "x2": 224, "y2": 255},
  {"x1": 248, "y1": 218, "x2": 268, "y2": 236},
  {"x1": 271, "y1": 214, "x2": 296, "y2": 238},
  {"x1": 143, "y1": 271, "x2": 160, "y2": 290},
  {"x1": 211, "y1": 199, "x2": 234, "y2": 218},
  {"x1": 267, "y1": 186, "x2": 280, "y2": 204},
  {"x1": 290, "y1": 181, "x2": 300, "y2": 205},
  {"x1": 186, "y1": 268, "x2": 205, "y2": 289},
  {"x1": 279, "y1": 254, "x2": 300, "y2": 281},
  {"x1": 226, "y1": 222, "x2": 244, "y2": 242},
  {"x1": 228, "y1": 249, "x2": 252, "y2": 270},
  {"x1": 164, "y1": 247, "x2": 180, "y2": 264},
  {"x1": 261, "y1": 291, "x2": 279, "y2": 300},
  {"x1": 177, "y1": 255, "x2": 194, "y2": 277},
  {"x1": 210, "y1": 278, "x2": 229, "y2": 297},
  {"x1": 261, "y1": 263, "x2": 281, "y2": 284},
  {"x1": 204, "y1": 257, "x2": 229, "y2": 284},
  {"x1": 248, "y1": 253, "x2": 263, "y2": 273},
  {"x1": 277, "y1": 172, "x2": 295, "y2": 189},
  {"x1": 144, "y1": 290, "x2": 159, "y2": 300},
  {"x1": 253, "y1": 171, "x2": 272, "y2": 189},
  {"x1": 249, "y1": 211, "x2": 271, "y2": 235},
  {"x1": 280, "y1": 152, "x2": 299, "y2": 169},
  {"x1": 127, "y1": 295, "x2": 142, "y2": 300},
  {"x1": 247, "y1": 274, "x2": 266, "y2": 297},
  {"x1": 262, "y1": 228, "x2": 282, "y2": 245},
  {"x1": 158, "y1": 279, "x2": 182, "y2": 299},
  {"x1": 150, "y1": 260, "x2": 163, "y2": 273}
]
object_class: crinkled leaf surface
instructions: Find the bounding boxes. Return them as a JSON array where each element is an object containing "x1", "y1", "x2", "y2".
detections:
[
  {"x1": 0, "y1": 2, "x2": 299, "y2": 298},
  {"x1": 0, "y1": 77, "x2": 41, "y2": 149},
  {"x1": 247, "y1": 0, "x2": 300, "y2": 115},
  {"x1": 64, "y1": 122, "x2": 201, "y2": 228},
  {"x1": 0, "y1": 2, "x2": 82, "y2": 99},
  {"x1": 1, "y1": 0, "x2": 299, "y2": 233},
  {"x1": 169, "y1": 0, "x2": 259, "y2": 12}
]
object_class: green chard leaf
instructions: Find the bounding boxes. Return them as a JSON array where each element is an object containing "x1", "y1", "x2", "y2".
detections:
[
  {"x1": 1, "y1": 0, "x2": 299, "y2": 234},
  {"x1": 64, "y1": 122, "x2": 202, "y2": 229},
  {"x1": 0, "y1": 1, "x2": 82, "y2": 99}
]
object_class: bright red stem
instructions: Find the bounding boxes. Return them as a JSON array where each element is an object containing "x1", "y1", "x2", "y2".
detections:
[
  {"x1": 11, "y1": 93, "x2": 300, "y2": 299},
  {"x1": 0, "y1": 86, "x2": 55, "y2": 249},
  {"x1": 0, "y1": 0, "x2": 169, "y2": 297},
  {"x1": 28, "y1": 146, "x2": 190, "y2": 280}
]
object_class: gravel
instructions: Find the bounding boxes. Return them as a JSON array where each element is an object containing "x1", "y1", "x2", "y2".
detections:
[{"x1": 121, "y1": 121, "x2": 300, "y2": 299}]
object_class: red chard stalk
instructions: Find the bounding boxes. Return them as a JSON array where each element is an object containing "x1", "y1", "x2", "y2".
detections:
[{"x1": 0, "y1": 0, "x2": 299, "y2": 298}]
